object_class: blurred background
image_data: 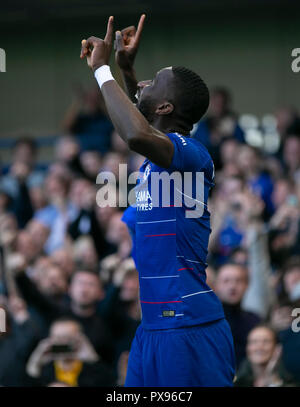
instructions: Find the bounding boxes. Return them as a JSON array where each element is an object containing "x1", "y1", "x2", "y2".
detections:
[
  {"x1": 1, "y1": 1, "x2": 300, "y2": 135},
  {"x1": 0, "y1": 0, "x2": 299, "y2": 388}
]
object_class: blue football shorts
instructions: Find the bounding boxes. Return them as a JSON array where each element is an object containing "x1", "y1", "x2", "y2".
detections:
[{"x1": 125, "y1": 318, "x2": 235, "y2": 387}]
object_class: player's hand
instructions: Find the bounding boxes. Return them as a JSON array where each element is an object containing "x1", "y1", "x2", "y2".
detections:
[
  {"x1": 115, "y1": 14, "x2": 146, "y2": 71},
  {"x1": 80, "y1": 16, "x2": 114, "y2": 72}
]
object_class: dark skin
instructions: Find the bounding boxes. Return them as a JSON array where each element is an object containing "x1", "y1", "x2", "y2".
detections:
[
  {"x1": 114, "y1": 15, "x2": 145, "y2": 102},
  {"x1": 80, "y1": 15, "x2": 189, "y2": 168}
]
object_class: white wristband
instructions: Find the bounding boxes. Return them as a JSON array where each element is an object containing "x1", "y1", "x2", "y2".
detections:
[{"x1": 94, "y1": 65, "x2": 114, "y2": 89}]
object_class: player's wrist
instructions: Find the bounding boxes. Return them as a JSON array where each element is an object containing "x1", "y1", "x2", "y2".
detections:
[
  {"x1": 122, "y1": 66, "x2": 136, "y2": 77},
  {"x1": 119, "y1": 60, "x2": 134, "y2": 70},
  {"x1": 94, "y1": 65, "x2": 115, "y2": 89},
  {"x1": 92, "y1": 59, "x2": 109, "y2": 72},
  {"x1": 92, "y1": 63, "x2": 103, "y2": 72}
]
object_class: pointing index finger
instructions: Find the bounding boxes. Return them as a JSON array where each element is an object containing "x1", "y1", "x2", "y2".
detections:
[
  {"x1": 115, "y1": 31, "x2": 125, "y2": 52},
  {"x1": 104, "y1": 15, "x2": 114, "y2": 44},
  {"x1": 134, "y1": 14, "x2": 146, "y2": 46}
]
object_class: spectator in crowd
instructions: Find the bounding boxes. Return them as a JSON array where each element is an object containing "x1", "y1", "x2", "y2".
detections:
[
  {"x1": 270, "y1": 301, "x2": 294, "y2": 334},
  {"x1": 35, "y1": 264, "x2": 68, "y2": 300},
  {"x1": 268, "y1": 191, "x2": 300, "y2": 269},
  {"x1": 29, "y1": 184, "x2": 48, "y2": 212},
  {"x1": 26, "y1": 318, "x2": 116, "y2": 386},
  {"x1": 272, "y1": 177, "x2": 295, "y2": 211},
  {"x1": 14, "y1": 266, "x2": 115, "y2": 364},
  {"x1": 26, "y1": 219, "x2": 51, "y2": 257},
  {"x1": 282, "y1": 134, "x2": 300, "y2": 181},
  {"x1": 275, "y1": 302, "x2": 300, "y2": 383},
  {"x1": 0, "y1": 295, "x2": 40, "y2": 386},
  {"x1": 215, "y1": 263, "x2": 261, "y2": 368},
  {"x1": 280, "y1": 258, "x2": 300, "y2": 302},
  {"x1": 116, "y1": 350, "x2": 130, "y2": 387},
  {"x1": 15, "y1": 229, "x2": 42, "y2": 265},
  {"x1": 236, "y1": 145, "x2": 275, "y2": 219},
  {"x1": 1, "y1": 138, "x2": 45, "y2": 194},
  {"x1": 50, "y1": 248, "x2": 75, "y2": 278},
  {"x1": 80, "y1": 150, "x2": 102, "y2": 181},
  {"x1": 68, "y1": 178, "x2": 109, "y2": 259},
  {"x1": 209, "y1": 178, "x2": 253, "y2": 266},
  {"x1": 100, "y1": 259, "x2": 141, "y2": 366},
  {"x1": 0, "y1": 214, "x2": 18, "y2": 260},
  {"x1": 192, "y1": 86, "x2": 245, "y2": 170},
  {"x1": 0, "y1": 138, "x2": 46, "y2": 228},
  {"x1": 235, "y1": 325, "x2": 297, "y2": 387},
  {"x1": 0, "y1": 81, "x2": 299, "y2": 387},
  {"x1": 72, "y1": 236, "x2": 99, "y2": 271},
  {"x1": 54, "y1": 136, "x2": 87, "y2": 179},
  {"x1": 274, "y1": 106, "x2": 300, "y2": 161},
  {"x1": 218, "y1": 137, "x2": 241, "y2": 177},
  {"x1": 105, "y1": 211, "x2": 132, "y2": 260},
  {"x1": 62, "y1": 86, "x2": 114, "y2": 153},
  {"x1": 34, "y1": 172, "x2": 77, "y2": 254}
]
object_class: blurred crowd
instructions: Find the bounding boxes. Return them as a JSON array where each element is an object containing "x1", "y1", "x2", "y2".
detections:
[{"x1": 0, "y1": 84, "x2": 299, "y2": 387}]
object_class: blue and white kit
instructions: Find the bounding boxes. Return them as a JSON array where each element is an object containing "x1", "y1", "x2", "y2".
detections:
[{"x1": 122, "y1": 133, "x2": 235, "y2": 386}]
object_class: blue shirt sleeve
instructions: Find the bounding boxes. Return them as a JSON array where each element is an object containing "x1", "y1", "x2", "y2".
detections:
[{"x1": 166, "y1": 133, "x2": 213, "y2": 175}]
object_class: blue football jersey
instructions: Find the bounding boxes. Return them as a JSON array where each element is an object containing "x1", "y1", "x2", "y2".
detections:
[{"x1": 122, "y1": 133, "x2": 224, "y2": 329}]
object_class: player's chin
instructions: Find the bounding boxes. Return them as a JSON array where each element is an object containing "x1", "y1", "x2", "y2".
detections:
[{"x1": 136, "y1": 99, "x2": 153, "y2": 121}]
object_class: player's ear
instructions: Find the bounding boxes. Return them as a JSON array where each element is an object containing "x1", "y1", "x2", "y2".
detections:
[{"x1": 155, "y1": 102, "x2": 174, "y2": 116}]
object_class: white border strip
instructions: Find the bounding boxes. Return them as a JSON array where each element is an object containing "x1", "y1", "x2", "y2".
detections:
[
  {"x1": 175, "y1": 188, "x2": 207, "y2": 208},
  {"x1": 137, "y1": 218, "x2": 176, "y2": 224},
  {"x1": 141, "y1": 275, "x2": 179, "y2": 279},
  {"x1": 181, "y1": 289, "x2": 213, "y2": 299}
]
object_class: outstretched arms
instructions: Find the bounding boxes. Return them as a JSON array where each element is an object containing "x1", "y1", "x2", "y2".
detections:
[{"x1": 80, "y1": 16, "x2": 174, "y2": 168}]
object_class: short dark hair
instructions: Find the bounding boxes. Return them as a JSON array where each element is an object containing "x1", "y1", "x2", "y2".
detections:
[
  {"x1": 70, "y1": 268, "x2": 100, "y2": 283},
  {"x1": 13, "y1": 136, "x2": 37, "y2": 154},
  {"x1": 283, "y1": 256, "x2": 300, "y2": 274},
  {"x1": 172, "y1": 66, "x2": 210, "y2": 126},
  {"x1": 248, "y1": 323, "x2": 278, "y2": 344},
  {"x1": 217, "y1": 261, "x2": 249, "y2": 283}
]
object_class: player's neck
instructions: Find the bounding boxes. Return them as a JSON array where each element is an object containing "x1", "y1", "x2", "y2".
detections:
[{"x1": 151, "y1": 116, "x2": 190, "y2": 136}]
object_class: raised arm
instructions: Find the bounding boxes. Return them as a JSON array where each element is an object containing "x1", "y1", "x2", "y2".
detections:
[
  {"x1": 114, "y1": 14, "x2": 146, "y2": 102},
  {"x1": 80, "y1": 16, "x2": 174, "y2": 168}
]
